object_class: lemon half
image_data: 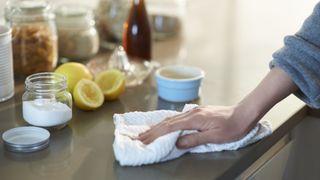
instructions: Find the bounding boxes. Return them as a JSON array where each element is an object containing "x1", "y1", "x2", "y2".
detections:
[
  {"x1": 95, "y1": 69, "x2": 126, "y2": 101},
  {"x1": 73, "y1": 79, "x2": 104, "y2": 110}
]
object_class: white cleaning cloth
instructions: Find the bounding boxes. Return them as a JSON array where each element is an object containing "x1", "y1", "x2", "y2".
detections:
[{"x1": 113, "y1": 104, "x2": 272, "y2": 166}]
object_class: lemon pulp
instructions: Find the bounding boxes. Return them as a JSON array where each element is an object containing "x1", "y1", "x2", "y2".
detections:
[
  {"x1": 95, "y1": 69, "x2": 126, "y2": 101},
  {"x1": 73, "y1": 79, "x2": 104, "y2": 110}
]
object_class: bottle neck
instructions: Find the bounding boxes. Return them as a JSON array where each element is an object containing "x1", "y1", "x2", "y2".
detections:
[
  {"x1": 133, "y1": 0, "x2": 143, "y2": 4},
  {"x1": 130, "y1": 0, "x2": 149, "y2": 21},
  {"x1": 25, "y1": 72, "x2": 67, "y2": 94},
  {"x1": 132, "y1": 0, "x2": 146, "y2": 8}
]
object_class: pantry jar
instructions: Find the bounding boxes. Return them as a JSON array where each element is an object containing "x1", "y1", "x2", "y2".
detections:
[
  {"x1": 146, "y1": 0, "x2": 186, "y2": 40},
  {"x1": 96, "y1": 0, "x2": 131, "y2": 49},
  {"x1": 5, "y1": 0, "x2": 58, "y2": 77},
  {"x1": 22, "y1": 72, "x2": 72, "y2": 129},
  {"x1": 55, "y1": 4, "x2": 99, "y2": 61}
]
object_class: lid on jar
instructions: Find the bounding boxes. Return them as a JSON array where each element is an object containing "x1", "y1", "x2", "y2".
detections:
[
  {"x1": 17, "y1": 0, "x2": 49, "y2": 11},
  {"x1": 55, "y1": 4, "x2": 95, "y2": 28},
  {"x1": 6, "y1": 0, "x2": 54, "y2": 22},
  {"x1": 2, "y1": 126, "x2": 50, "y2": 153}
]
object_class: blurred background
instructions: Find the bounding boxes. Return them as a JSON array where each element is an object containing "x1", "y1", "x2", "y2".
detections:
[
  {"x1": 1, "y1": 0, "x2": 319, "y2": 37},
  {"x1": 1, "y1": 0, "x2": 319, "y2": 65},
  {"x1": 0, "y1": 0, "x2": 319, "y2": 106},
  {"x1": 1, "y1": 0, "x2": 318, "y2": 67}
]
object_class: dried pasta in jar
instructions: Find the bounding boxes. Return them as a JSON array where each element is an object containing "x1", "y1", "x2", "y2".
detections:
[
  {"x1": 5, "y1": 0, "x2": 58, "y2": 77},
  {"x1": 12, "y1": 24, "x2": 58, "y2": 76}
]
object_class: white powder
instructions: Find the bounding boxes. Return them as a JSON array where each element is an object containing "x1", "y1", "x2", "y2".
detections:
[{"x1": 23, "y1": 99, "x2": 72, "y2": 127}]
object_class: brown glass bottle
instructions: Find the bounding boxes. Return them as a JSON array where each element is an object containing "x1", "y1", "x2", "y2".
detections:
[{"x1": 123, "y1": 0, "x2": 152, "y2": 61}]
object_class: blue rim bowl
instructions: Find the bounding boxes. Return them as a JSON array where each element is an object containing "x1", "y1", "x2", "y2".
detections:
[{"x1": 155, "y1": 65, "x2": 205, "y2": 102}]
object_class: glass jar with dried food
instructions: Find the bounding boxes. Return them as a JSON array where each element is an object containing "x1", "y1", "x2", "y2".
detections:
[
  {"x1": 146, "y1": 0, "x2": 186, "y2": 40},
  {"x1": 5, "y1": 0, "x2": 58, "y2": 77},
  {"x1": 55, "y1": 4, "x2": 99, "y2": 61},
  {"x1": 95, "y1": 0, "x2": 131, "y2": 49}
]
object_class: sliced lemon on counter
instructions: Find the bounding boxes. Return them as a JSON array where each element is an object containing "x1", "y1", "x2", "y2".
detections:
[
  {"x1": 95, "y1": 69, "x2": 126, "y2": 101},
  {"x1": 73, "y1": 79, "x2": 104, "y2": 110}
]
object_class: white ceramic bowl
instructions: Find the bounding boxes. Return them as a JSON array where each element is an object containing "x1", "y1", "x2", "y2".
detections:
[{"x1": 155, "y1": 65, "x2": 205, "y2": 102}]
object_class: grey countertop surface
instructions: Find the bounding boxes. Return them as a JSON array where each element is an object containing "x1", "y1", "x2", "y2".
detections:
[{"x1": 0, "y1": 0, "x2": 316, "y2": 179}]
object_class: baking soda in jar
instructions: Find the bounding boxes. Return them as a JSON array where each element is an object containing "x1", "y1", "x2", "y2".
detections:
[
  {"x1": 23, "y1": 99, "x2": 72, "y2": 127},
  {"x1": 22, "y1": 72, "x2": 72, "y2": 128}
]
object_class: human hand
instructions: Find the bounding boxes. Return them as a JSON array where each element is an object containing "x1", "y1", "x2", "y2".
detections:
[
  {"x1": 138, "y1": 68, "x2": 298, "y2": 148},
  {"x1": 138, "y1": 105, "x2": 253, "y2": 149}
]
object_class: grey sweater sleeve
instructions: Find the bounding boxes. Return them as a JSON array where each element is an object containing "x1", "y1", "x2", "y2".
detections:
[{"x1": 270, "y1": 2, "x2": 320, "y2": 108}]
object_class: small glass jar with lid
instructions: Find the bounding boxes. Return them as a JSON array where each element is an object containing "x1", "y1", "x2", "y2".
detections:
[
  {"x1": 22, "y1": 72, "x2": 72, "y2": 129},
  {"x1": 55, "y1": 4, "x2": 99, "y2": 61},
  {"x1": 5, "y1": 0, "x2": 58, "y2": 77}
]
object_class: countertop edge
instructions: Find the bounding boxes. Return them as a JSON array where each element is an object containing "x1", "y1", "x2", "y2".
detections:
[{"x1": 218, "y1": 105, "x2": 309, "y2": 180}]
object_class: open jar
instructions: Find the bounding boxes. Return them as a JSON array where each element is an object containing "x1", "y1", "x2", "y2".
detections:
[
  {"x1": 5, "y1": 0, "x2": 58, "y2": 77},
  {"x1": 22, "y1": 72, "x2": 72, "y2": 129},
  {"x1": 55, "y1": 4, "x2": 99, "y2": 61}
]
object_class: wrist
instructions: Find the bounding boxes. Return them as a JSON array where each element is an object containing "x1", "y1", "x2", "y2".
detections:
[
  {"x1": 233, "y1": 68, "x2": 298, "y2": 133},
  {"x1": 233, "y1": 100, "x2": 261, "y2": 132}
]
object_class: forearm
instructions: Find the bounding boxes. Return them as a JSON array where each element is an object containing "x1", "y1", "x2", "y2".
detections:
[
  {"x1": 271, "y1": 2, "x2": 320, "y2": 108},
  {"x1": 236, "y1": 67, "x2": 298, "y2": 131}
]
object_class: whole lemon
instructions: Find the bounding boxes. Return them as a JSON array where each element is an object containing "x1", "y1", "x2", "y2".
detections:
[{"x1": 55, "y1": 62, "x2": 93, "y2": 92}]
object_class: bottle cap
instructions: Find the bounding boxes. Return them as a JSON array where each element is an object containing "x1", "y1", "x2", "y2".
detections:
[{"x1": 2, "y1": 126, "x2": 50, "y2": 153}]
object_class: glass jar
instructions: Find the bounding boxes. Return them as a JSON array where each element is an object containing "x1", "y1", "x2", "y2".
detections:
[
  {"x1": 5, "y1": 0, "x2": 58, "y2": 77},
  {"x1": 55, "y1": 4, "x2": 99, "y2": 61},
  {"x1": 22, "y1": 72, "x2": 72, "y2": 129},
  {"x1": 146, "y1": 0, "x2": 186, "y2": 40},
  {"x1": 96, "y1": 0, "x2": 131, "y2": 49}
]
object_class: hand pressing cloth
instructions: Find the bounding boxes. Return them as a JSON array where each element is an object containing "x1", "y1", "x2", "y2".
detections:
[{"x1": 113, "y1": 104, "x2": 272, "y2": 166}]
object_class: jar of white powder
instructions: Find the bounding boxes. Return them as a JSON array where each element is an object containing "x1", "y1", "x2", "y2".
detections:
[{"x1": 22, "y1": 72, "x2": 72, "y2": 129}]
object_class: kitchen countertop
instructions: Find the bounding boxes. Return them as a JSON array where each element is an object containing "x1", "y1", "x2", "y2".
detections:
[{"x1": 0, "y1": 0, "x2": 317, "y2": 179}]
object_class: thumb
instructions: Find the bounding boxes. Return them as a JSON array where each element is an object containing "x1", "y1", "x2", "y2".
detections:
[{"x1": 176, "y1": 131, "x2": 211, "y2": 149}]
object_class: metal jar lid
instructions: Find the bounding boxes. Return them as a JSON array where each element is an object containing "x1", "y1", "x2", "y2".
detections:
[{"x1": 2, "y1": 126, "x2": 50, "y2": 153}]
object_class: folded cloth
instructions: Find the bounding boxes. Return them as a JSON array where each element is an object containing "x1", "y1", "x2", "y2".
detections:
[{"x1": 113, "y1": 104, "x2": 272, "y2": 166}]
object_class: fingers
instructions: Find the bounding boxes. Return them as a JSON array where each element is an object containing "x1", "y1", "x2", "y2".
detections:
[
  {"x1": 139, "y1": 111, "x2": 192, "y2": 138},
  {"x1": 176, "y1": 130, "x2": 242, "y2": 149},
  {"x1": 176, "y1": 131, "x2": 213, "y2": 149},
  {"x1": 135, "y1": 105, "x2": 246, "y2": 149},
  {"x1": 138, "y1": 111, "x2": 194, "y2": 144},
  {"x1": 138, "y1": 119, "x2": 188, "y2": 144}
]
